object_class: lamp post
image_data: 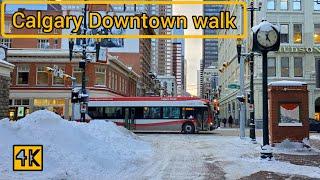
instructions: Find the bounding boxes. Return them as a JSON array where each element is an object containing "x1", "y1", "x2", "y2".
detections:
[
  {"x1": 68, "y1": 4, "x2": 101, "y2": 122},
  {"x1": 237, "y1": 38, "x2": 246, "y2": 138},
  {"x1": 247, "y1": 0, "x2": 262, "y2": 142}
]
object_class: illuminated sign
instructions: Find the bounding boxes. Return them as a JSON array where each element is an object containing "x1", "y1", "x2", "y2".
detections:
[{"x1": 278, "y1": 46, "x2": 320, "y2": 53}]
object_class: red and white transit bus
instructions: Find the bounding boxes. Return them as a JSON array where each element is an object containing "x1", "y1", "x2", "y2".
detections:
[{"x1": 83, "y1": 97, "x2": 215, "y2": 133}]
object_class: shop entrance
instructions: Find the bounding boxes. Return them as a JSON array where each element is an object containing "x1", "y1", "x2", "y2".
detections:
[{"x1": 34, "y1": 99, "x2": 66, "y2": 118}]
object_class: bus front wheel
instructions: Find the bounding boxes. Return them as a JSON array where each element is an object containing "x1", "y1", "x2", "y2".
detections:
[{"x1": 182, "y1": 122, "x2": 195, "y2": 134}]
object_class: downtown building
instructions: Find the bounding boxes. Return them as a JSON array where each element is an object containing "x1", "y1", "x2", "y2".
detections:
[
  {"x1": 172, "y1": 26, "x2": 186, "y2": 96},
  {"x1": 218, "y1": 0, "x2": 320, "y2": 126},
  {"x1": 200, "y1": 2, "x2": 222, "y2": 99},
  {"x1": 0, "y1": 6, "x2": 140, "y2": 120}
]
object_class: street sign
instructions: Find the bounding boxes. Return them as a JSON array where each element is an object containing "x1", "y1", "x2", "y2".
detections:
[
  {"x1": 80, "y1": 103, "x2": 87, "y2": 114},
  {"x1": 228, "y1": 84, "x2": 240, "y2": 89}
]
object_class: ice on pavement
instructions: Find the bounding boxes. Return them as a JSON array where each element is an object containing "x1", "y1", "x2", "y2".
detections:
[{"x1": 0, "y1": 110, "x2": 153, "y2": 180}]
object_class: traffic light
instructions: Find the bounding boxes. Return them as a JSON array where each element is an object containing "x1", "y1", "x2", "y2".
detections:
[
  {"x1": 237, "y1": 95, "x2": 246, "y2": 103},
  {"x1": 247, "y1": 93, "x2": 251, "y2": 103},
  {"x1": 71, "y1": 91, "x2": 79, "y2": 103}
]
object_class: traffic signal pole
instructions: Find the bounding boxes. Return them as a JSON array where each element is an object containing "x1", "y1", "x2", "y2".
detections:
[
  {"x1": 247, "y1": 1, "x2": 261, "y2": 142},
  {"x1": 80, "y1": 4, "x2": 88, "y2": 123}
]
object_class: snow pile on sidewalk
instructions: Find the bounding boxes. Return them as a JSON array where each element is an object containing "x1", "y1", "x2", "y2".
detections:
[
  {"x1": 311, "y1": 134, "x2": 320, "y2": 141},
  {"x1": 272, "y1": 139, "x2": 319, "y2": 155},
  {"x1": 0, "y1": 110, "x2": 152, "y2": 180}
]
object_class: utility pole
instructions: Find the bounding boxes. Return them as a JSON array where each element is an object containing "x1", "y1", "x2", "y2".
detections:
[
  {"x1": 237, "y1": 38, "x2": 245, "y2": 138},
  {"x1": 247, "y1": 0, "x2": 262, "y2": 142},
  {"x1": 79, "y1": 4, "x2": 88, "y2": 122}
]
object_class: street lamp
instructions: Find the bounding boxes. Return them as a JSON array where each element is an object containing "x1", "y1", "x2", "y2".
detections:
[
  {"x1": 236, "y1": 38, "x2": 246, "y2": 138},
  {"x1": 247, "y1": 0, "x2": 262, "y2": 142}
]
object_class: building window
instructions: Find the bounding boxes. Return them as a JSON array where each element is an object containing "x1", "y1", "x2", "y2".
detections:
[
  {"x1": 0, "y1": 38, "x2": 12, "y2": 48},
  {"x1": 54, "y1": 39, "x2": 59, "y2": 49},
  {"x1": 5, "y1": 22, "x2": 12, "y2": 33},
  {"x1": 115, "y1": 74, "x2": 118, "y2": 90},
  {"x1": 315, "y1": 24, "x2": 320, "y2": 44},
  {"x1": 293, "y1": 24, "x2": 302, "y2": 44},
  {"x1": 95, "y1": 67, "x2": 106, "y2": 86},
  {"x1": 17, "y1": 65, "x2": 29, "y2": 85},
  {"x1": 111, "y1": 72, "x2": 115, "y2": 90},
  {"x1": 281, "y1": 57, "x2": 290, "y2": 77},
  {"x1": 268, "y1": 57, "x2": 276, "y2": 77},
  {"x1": 293, "y1": 0, "x2": 301, "y2": 10},
  {"x1": 315, "y1": 0, "x2": 320, "y2": 11},
  {"x1": 316, "y1": 58, "x2": 320, "y2": 88},
  {"x1": 53, "y1": 66, "x2": 65, "y2": 85},
  {"x1": 280, "y1": 24, "x2": 289, "y2": 43},
  {"x1": 267, "y1": 0, "x2": 276, "y2": 10},
  {"x1": 38, "y1": 39, "x2": 49, "y2": 49},
  {"x1": 73, "y1": 67, "x2": 82, "y2": 86},
  {"x1": 37, "y1": 66, "x2": 49, "y2": 85},
  {"x1": 294, "y1": 57, "x2": 303, "y2": 77},
  {"x1": 280, "y1": 0, "x2": 288, "y2": 10}
]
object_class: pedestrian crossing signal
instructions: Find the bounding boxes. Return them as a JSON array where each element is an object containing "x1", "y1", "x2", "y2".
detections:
[{"x1": 13, "y1": 145, "x2": 43, "y2": 171}]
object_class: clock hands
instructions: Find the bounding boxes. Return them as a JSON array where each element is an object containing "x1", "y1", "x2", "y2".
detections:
[{"x1": 265, "y1": 33, "x2": 271, "y2": 42}]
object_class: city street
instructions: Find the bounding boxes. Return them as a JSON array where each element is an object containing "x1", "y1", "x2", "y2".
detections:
[{"x1": 128, "y1": 130, "x2": 320, "y2": 180}]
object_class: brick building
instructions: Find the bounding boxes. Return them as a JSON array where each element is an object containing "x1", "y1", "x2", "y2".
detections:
[
  {"x1": 109, "y1": 28, "x2": 156, "y2": 96},
  {"x1": 7, "y1": 49, "x2": 138, "y2": 120}
]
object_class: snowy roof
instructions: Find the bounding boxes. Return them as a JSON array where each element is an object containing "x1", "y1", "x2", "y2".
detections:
[
  {"x1": 0, "y1": 59, "x2": 14, "y2": 68},
  {"x1": 268, "y1": 81, "x2": 307, "y2": 86}
]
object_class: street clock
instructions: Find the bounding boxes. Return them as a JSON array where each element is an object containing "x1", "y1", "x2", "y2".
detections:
[
  {"x1": 250, "y1": 20, "x2": 281, "y2": 158},
  {"x1": 251, "y1": 20, "x2": 280, "y2": 53},
  {"x1": 0, "y1": 44, "x2": 8, "y2": 61}
]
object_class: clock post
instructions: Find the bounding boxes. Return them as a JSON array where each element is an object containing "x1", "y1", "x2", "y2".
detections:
[{"x1": 251, "y1": 20, "x2": 280, "y2": 159}]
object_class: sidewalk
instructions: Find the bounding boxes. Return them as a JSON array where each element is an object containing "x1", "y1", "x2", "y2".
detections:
[{"x1": 214, "y1": 127, "x2": 263, "y2": 137}]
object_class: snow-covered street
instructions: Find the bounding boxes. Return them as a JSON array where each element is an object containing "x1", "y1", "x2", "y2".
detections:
[
  {"x1": 133, "y1": 133, "x2": 320, "y2": 180},
  {"x1": 1, "y1": 110, "x2": 320, "y2": 179}
]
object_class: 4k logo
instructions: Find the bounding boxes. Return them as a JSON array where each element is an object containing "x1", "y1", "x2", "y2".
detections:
[{"x1": 13, "y1": 145, "x2": 43, "y2": 171}]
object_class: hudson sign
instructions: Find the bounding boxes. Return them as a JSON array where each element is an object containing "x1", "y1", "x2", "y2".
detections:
[{"x1": 278, "y1": 46, "x2": 320, "y2": 53}]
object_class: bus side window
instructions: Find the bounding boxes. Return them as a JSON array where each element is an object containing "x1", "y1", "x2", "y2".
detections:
[
  {"x1": 134, "y1": 107, "x2": 144, "y2": 119},
  {"x1": 182, "y1": 108, "x2": 186, "y2": 119}
]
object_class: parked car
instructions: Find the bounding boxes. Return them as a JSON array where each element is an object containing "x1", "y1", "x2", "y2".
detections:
[{"x1": 309, "y1": 118, "x2": 320, "y2": 133}]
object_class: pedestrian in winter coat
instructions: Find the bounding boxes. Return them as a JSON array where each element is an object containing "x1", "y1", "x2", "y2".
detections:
[
  {"x1": 222, "y1": 118, "x2": 227, "y2": 127},
  {"x1": 228, "y1": 115, "x2": 234, "y2": 128}
]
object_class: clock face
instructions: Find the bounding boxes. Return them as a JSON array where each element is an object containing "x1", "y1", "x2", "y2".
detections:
[
  {"x1": 257, "y1": 29, "x2": 278, "y2": 48},
  {"x1": 0, "y1": 48, "x2": 6, "y2": 60}
]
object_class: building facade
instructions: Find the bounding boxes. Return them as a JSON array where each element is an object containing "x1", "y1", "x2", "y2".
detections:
[
  {"x1": 7, "y1": 50, "x2": 138, "y2": 120},
  {"x1": 172, "y1": 42, "x2": 183, "y2": 96},
  {"x1": 151, "y1": 3, "x2": 173, "y2": 76},
  {"x1": 201, "y1": 3, "x2": 222, "y2": 98},
  {"x1": 218, "y1": 0, "x2": 320, "y2": 126}
]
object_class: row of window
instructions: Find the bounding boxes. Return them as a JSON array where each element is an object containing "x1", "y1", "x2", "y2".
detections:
[
  {"x1": 0, "y1": 38, "x2": 59, "y2": 49},
  {"x1": 267, "y1": 0, "x2": 320, "y2": 11},
  {"x1": 16, "y1": 65, "x2": 130, "y2": 94},
  {"x1": 267, "y1": 57, "x2": 303, "y2": 77},
  {"x1": 88, "y1": 106, "x2": 206, "y2": 120},
  {"x1": 278, "y1": 24, "x2": 320, "y2": 44}
]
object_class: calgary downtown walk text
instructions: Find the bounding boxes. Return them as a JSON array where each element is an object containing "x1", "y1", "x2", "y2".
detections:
[{"x1": 11, "y1": 11, "x2": 237, "y2": 33}]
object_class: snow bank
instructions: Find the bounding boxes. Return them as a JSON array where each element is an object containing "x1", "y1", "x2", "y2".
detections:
[
  {"x1": 268, "y1": 80, "x2": 307, "y2": 86},
  {"x1": 0, "y1": 110, "x2": 152, "y2": 180},
  {"x1": 272, "y1": 139, "x2": 320, "y2": 155},
  {"x1": 310, "y1": 134, "x2": 320, "y2": 141}
]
